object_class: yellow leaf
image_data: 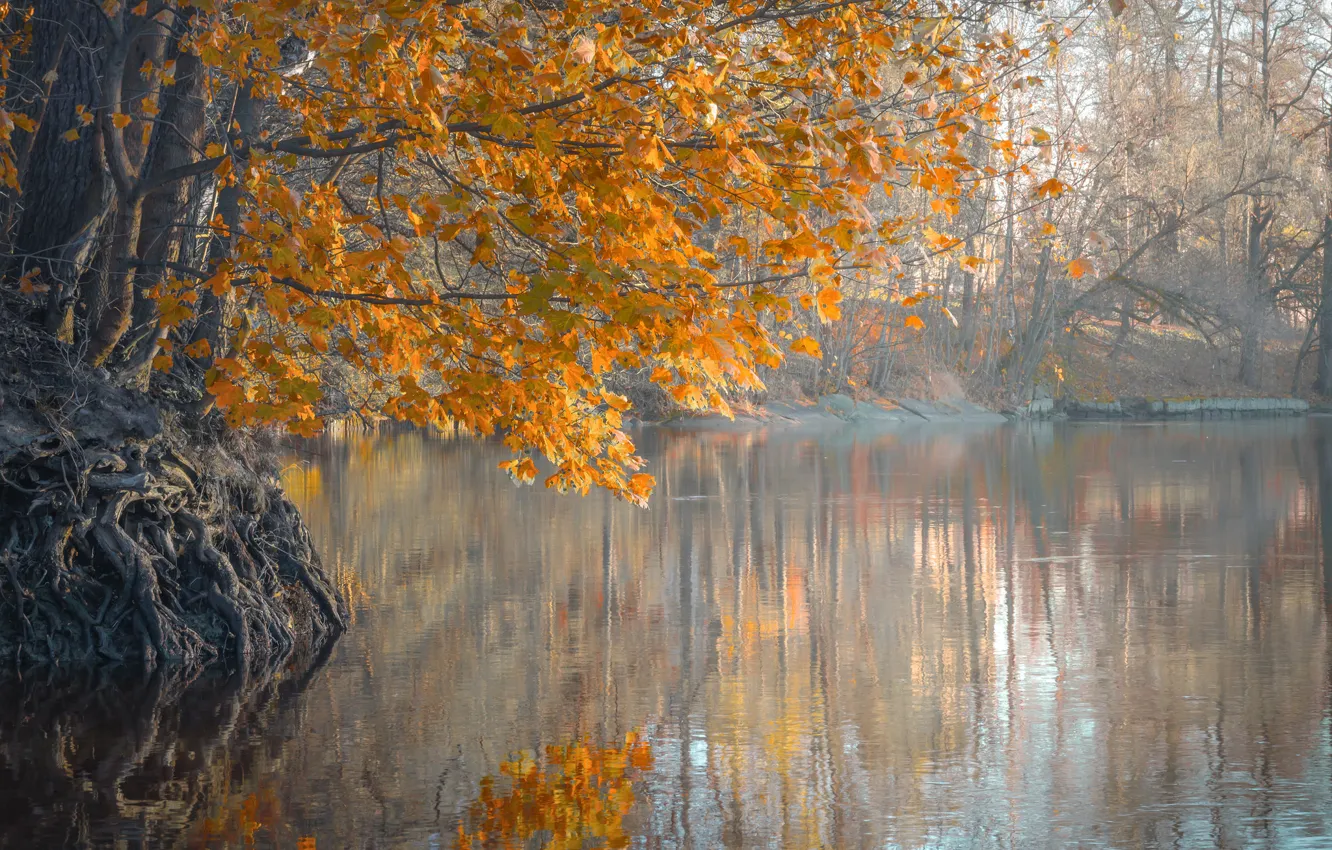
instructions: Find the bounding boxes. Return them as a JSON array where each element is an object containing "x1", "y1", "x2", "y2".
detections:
[
  {"x1": 61, "y1": 128, "x2": 80, "y2": 142},
  {"x1": 111, "y1": 112, "x2": 131, "y2": 129},
  {"x1": 904, "y1": 315, "x2": 926, "y2": 330}
]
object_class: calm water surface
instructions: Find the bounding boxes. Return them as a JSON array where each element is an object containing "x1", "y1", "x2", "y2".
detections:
[{"x1": 5, "y1": 420, "x2": 1332, "y2": 848}]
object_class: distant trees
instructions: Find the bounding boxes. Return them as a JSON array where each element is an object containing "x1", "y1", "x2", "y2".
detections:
[{"x1": 782, "y1": 0, "x2": 1332, "y2": 403}]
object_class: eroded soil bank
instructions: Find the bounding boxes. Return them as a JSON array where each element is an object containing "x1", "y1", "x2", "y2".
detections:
[{"x1": 0, "y1": 316, "x2": 346, "y2": 677}]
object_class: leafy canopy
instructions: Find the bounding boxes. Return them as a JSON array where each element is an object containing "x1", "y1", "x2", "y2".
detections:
[{"x1": 3, "y1": 0, "x2": 1011, "y2": 504}]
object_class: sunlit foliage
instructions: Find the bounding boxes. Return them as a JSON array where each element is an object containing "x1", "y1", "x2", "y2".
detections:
[{"x1": 0, "y1": 0, "x2": 1014, "y2": 502}]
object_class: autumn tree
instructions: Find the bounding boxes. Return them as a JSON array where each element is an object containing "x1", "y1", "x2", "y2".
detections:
[
  {"x1": 2, "y1": 0, "x2": 1021, "y2": 498},
  {"x1": 0, "y1": 0, "x2": 1015, "y2": 669}
]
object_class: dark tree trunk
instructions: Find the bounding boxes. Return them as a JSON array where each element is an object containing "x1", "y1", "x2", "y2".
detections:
[
  {"x1": 7, "y1": 0, "x2": 108, "y2": 269},
  {"x1": 1318, "y1": 214, "x2": 1332, "y2": 395},
  {"x1": 84, "y1": 9, "x2": 177, "y2": 365},
  {"x1": 187, "y1": 82, "x2": 259, "y2": 414},
  {"x1": 1240, "y1": 196, "x2": 1273, "y2": 388},
  {"x1": 123, "y1": 42, "x2": 209, "y2": 382}
]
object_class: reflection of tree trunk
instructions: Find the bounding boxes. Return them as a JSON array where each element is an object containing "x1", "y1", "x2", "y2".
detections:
[
  {"x1": 1319, "y1": 434, "x2": 1332, "y2": 615},
  {"x1": 1318, "y1": 112, "x2": 1332, "y2": 393},
  {"x1": 0, "y1": 641, "x2": 334, "y2": 848},
  {"x1": 1239, "y1": 447, "x2": 1264, "y2": 638}
]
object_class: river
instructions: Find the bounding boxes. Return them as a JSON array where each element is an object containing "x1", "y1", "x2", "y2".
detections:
[{"x1": 4, "y1": 419, "x2": 1332, "y2": 848}]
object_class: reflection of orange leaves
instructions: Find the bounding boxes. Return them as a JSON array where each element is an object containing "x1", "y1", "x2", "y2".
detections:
[
  {"x1": 190, "y1": 787, "x2": 282, "y2": 847},
  {"x1": 456, "y1": 734, "x2": 653, "y2": 850}
]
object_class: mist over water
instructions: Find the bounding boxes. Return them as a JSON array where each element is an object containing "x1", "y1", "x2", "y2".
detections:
[{"x1": 5, "y1": 420, "x2": 1332, "y2": 848}]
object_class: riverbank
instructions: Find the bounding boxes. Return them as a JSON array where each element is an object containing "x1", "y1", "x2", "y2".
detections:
[
  {"x1": 0, "y1": 312, "x2": 346, "y2": 677},
  {"x1": 1016, "y1": 396, "x2": 1310, "y2": 420},
  {"x1": 650, "y1": 393, "x2": 1313, "y2": 433},
  {"x1": 652, "y1": 394, "x2": 1007, "y2": 433}
]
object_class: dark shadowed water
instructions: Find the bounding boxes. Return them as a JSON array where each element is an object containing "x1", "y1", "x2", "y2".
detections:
[{"x1": 3, "y1": 419, "x2": 1332, "y2": 849}]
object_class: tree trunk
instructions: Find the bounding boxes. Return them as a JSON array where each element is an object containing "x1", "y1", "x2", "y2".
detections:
[
  {"x1": 1318, "y1": 214, "x2": 1332, "y2": 395},
  {"x1": 123, "y1": 42, "x2": 209, "y2": 383},
  {"x1": 1240, "y1": 195, "x2": 1273, "y2": 388},
  {"x1": 184, "y1": 80, "x2": 262, "y2": 414},
  {"x1": 84, "y1": 10, "x2": 176, "y2": 365},
  {"x1": 4, "y1": 0, "x2": 113, "y2": 339},
  {"x1": 7, "y1": 0, "x2": 108, "y2": 269}
]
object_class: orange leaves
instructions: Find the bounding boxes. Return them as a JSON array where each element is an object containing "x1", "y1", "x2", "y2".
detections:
[
  {"x1": 923, "y1": 227, "x2": 963, "y2": 253},
  {"x1": 1034, "y1": 177, "x2": 1068, "y2": 199},
  {"x1": 904, "y1": 315, "x2": 926, "y2": 330},
  {"x1": 789, "y1": 336, "x2": 822, "y2": 358},
  {"x1": 1066, "y1": 257, "x2": 1093, "y2": 279},
  {"x1": 143, "y1": 0, "x2": 1008, "y2": 506},
  {"x1": 208, "y1": 376, "x2": 247, "y2": 409},
  {"x1": 815, "y1": 287, "x2": 842, "y2": 323},
  {"x1": 627, "y1": 473, "x2": 654, "y2": 504},
  {"x1": 500, "y1": 456, "x2": 539, "y2": 483}
]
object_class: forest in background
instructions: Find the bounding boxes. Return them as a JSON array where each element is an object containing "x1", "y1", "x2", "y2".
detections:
[{"x1": 770, "y1": 0, "x2": 1332, "y2": 409}]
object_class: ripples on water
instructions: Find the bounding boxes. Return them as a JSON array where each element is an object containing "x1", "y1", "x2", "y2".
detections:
[{"x1": 3, "y1": 419, "x2": 1332, "y2": 849}]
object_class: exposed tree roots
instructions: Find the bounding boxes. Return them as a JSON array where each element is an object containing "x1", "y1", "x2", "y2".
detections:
[
  {"x1": 0, "y1": 303, "x2": 347, "y2": 677},
  {"x1": 0, "y1": 429, "x2": 346, "y2": 675}
]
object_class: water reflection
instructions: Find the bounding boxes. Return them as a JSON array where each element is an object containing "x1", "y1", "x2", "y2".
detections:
[
  {"x1": 0, "y1": 645, "x2": 333, "y2": 849},
  {"x1": 5, "y1": 420, "x2": 1332, "y2": 848},
  {"x1": 270, "y1": 420, "x2": 1332, "y2": 849}
]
